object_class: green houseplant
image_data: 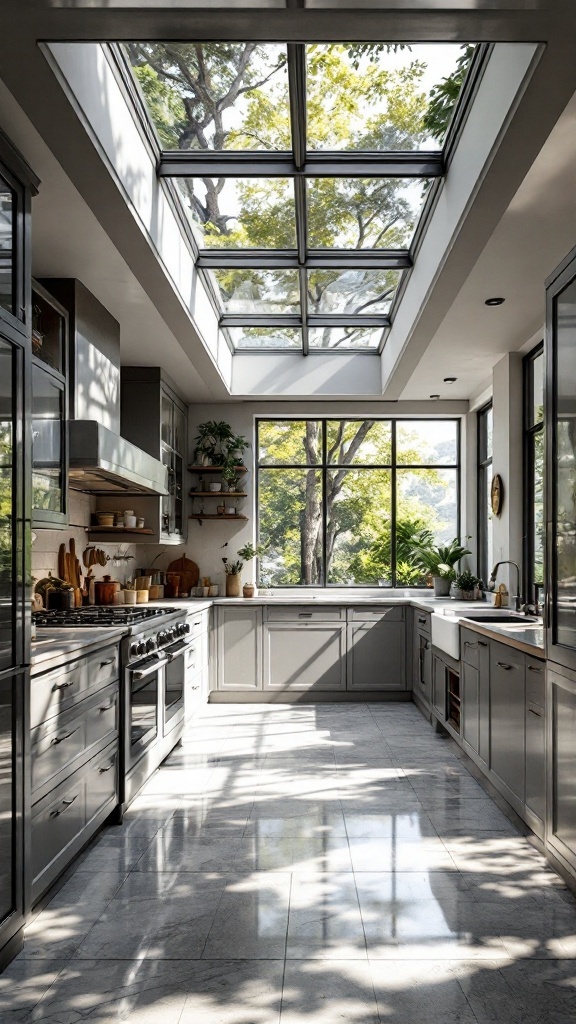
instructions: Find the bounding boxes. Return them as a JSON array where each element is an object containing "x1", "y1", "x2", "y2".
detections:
[
  {"x1": 413, "y1": 537, "x2": 472, "y2": 598},
  {"x1": 223, "y1": 543, "x2": 266, "y2": 597},
  {"x1": 454, "y1": 569, "x2": 481, "y2": 601},
  {"x1": 194, "y1": 421, "x2": 249, "y2": 470}
]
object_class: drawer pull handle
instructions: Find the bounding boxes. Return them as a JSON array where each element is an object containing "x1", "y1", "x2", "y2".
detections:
[
  {"x1": 193, "y1": 620, "x2": 201, "y2": 626},
  {"x1": 298, "y1": 613, "x2": 313, "y2": 618},
  {"x1": 51, "y1": 728, "x2": 78, "y2": 746},
  {"x1": 418, "y1": 617, "x2": 427, "y2": 625},
  {"x1": 52, "y1": 680, "x2": 75, "y2": 691},
  {"x1": 497, "y1": 661, "x2": 512, "y2": 670},
  {"x1": 49, "y1": 794, "x2": 78, "y2": 818},
  {"x1": 527, "y1": 665, "x2": 542, "y2": 673},
  {"x1": 191, "y1": 685, "x2": 199, "y2": 690},
  {"x1": 98, "y1": 764, "x2": 113, "y2": 773},
  {"x1": 528, "y1": 707, "x2": 543, "y2": 718},
  {"x1": 464, "y1": 641, "x2": 478, "y2": 649},
  {"x1": 99, "y1": 702, "x2": 115, "y2": 712},
  {"x1": 99, "y1": 659, "x2": 115, "y2": 668},
  {"x1": 478, "y1": 641, "x2": 488, "y2": 647}
]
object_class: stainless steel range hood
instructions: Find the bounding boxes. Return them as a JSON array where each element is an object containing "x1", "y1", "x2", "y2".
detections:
[{"x1": 69, "y1": 421, "x2": 168, "y2": 496}]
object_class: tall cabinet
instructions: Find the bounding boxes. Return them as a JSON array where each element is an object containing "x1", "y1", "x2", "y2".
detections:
[
  {"x1": 0, "y1": 137, "x2": 36, "y2": 967},
  {"x1": 120, "y1": 367, "x2": 187, "y2": 544},
  {"x1": 545, "y1": 244, "x2": 576, "y2": 873}
]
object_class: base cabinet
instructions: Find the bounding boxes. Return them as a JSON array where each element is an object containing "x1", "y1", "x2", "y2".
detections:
[
  {"x1": 413, "y1": 627, "x2": 432, "y2": 707},
  {"x1": 347, "y1": 617, "x2": 405, "y2": 690},
  {"x1": 216, "y1": 606, "x2": 263, "y2": 691},
  {"x1": 489, "y1": 641, "x2": 526, "y2": 803},
  {"x1": 264, "y1": 622, "x2": 346, "y2": 691},
  {"x1": 460, "y1": 628, "x2": 490, "y2": 764},
  {"x1": 548, "y1": 664, "x2": 576, "y2": 870}
]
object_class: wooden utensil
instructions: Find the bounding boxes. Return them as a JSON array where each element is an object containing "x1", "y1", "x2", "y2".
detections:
[
  {"x1": 58, "y1": 543, "x2": 67, "y2": 582},
  {"x1": 166, "y1": 555, "x2": 199, "y2": 597}
]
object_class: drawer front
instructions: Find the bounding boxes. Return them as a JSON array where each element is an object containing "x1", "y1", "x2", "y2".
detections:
[
  {"x1": 32, "y1": 776, "x2": 86, "y2": 881},
  {"x1": 32, "y1": 714, "x2": 87, "y2": 794},
  {"x1": 31, "y1": 659, "x2": 87, "y2": 729},
  {"x1": 266, "y1": 605, "x2": 346, "y2": 622},
  {"x1": 186, "y1": 666, "x2": 207, "y2": 717},
  {"x1": 85, "y1": 746, "x2": 118, "y2": 824},
  {"x1": 85, "y1": 687, "x2": 119, "y2": 750},
  {"x1": 85, "y1": 645, "x2": 119, "y2": 691},
  {"x1": 348, "y1": 605, "x2": 404, "y2": 622},
  {"x1": 460, "y1": 628, "x2": 488, "y2": 669},
  {"x1": 526, "y1": 658, "x2": 545, "y2": 705},
  {"x1": 414, "y1": 610, "x2": 431, "y2": 634},
  {"x1": 188, "y1": 610, "x2": 210, "y2": 641},
  {"x1": 186, "y1": 631, "x2": 208, "y2": 677}
]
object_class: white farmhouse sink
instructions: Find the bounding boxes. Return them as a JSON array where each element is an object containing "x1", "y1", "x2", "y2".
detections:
[{"x1": 431, "y1": 613, "x2": 461, "y2": 659}]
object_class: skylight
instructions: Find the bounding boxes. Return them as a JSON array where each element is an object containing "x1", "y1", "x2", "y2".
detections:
[{"x1": 123, "y1": 41, "x2": 478, "y2": 353}]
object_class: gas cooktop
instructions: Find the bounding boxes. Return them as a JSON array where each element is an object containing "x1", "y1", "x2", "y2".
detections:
[{"x1": 33, "y1": 607, "x2": 180, "y2": 627}]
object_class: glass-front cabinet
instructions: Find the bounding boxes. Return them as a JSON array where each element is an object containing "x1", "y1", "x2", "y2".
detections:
[
  {"x1": 546, "y1": 245, "x2": 576, "y2": 670},
  {"x1": 30, "y1": 281, "x2": 68, "y2": 528}
]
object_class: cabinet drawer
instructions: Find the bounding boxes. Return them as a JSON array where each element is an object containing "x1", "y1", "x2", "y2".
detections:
[
  {"x1": 348, "y1": 605, "x2": 404, "y2": 622},
  {"x1": 186, "y1": 632, "x2": 208, "y2": 676},
  {"x1": 413, "y1": 610, "x2": 431, "y2": 634},
  {"x1": 266, "y1": 605, "x2": 346, "y2": 622},
  {"x1": 86, "y1": 687, "x2": 119, "y2": 750},
  {"x1": 526, "y1": 658, "x2": 545, "y2": 705},
  {"x1": 31, "y1": 658, "x2": 87, "y2": 729},
  {"x1": 32, "y1": 775, "x2": 86, "y2": 882},
  {"x1": 85, "y1": 645, "x2": 119, "y2": 691},
  {"x1": 32, "y1": 713, "x2": 87, "y2": 794},
  {"x1": 85, "y1": 746, "x2": 118, "y2": 824},
  {"x1": 461, "y1": 628, "x2": 489, "y2": 669},
  {"x1": 188, "y1": 611, "x2": 210, "y2": 641}
]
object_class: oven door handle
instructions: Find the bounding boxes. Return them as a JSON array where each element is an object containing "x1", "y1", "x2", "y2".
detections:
[
  {"x1": 131, "y1": 656, "x2": 169, "y2": 681},
  {"x1": 165, "y1": 639, "x2": 195, "y2": 661}
]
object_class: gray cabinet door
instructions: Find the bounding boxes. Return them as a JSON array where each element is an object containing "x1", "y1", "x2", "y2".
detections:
[
  {"x1": 490, "y1": 641, "x2": 525, "y2": 801},
  {"x1": 548, "y1": 666, "x2": 576, "y2": 869},
  {"x1": 432, "y1": 654, "x2": 446, "y2": 718},
  {"x1": 347, "y1": 620, "x2": 406, "y2": 690},
  {"x1": 462, "y1": 661, "x2": 479, "y2": 753},
  {"x1": 263, "y1": 622, "x2": 346, "y2": 691},
  {"x1": 525, "y1": 699, "x2": 545, "y2": 823},
  {"x1": 216, "y1": 607, "x2": 262, "y2": 690},
  {"x1": 413, "y1": 630, "x2": 431, "y2": 706}
]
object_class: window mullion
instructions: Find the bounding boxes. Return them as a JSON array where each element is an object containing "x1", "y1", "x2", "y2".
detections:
[
  {"x1": 322, "y1": 420, "x2": 327, "y2": 587},
  {"x1": 391, "y1": 420, "x2": 397, "y2": 589}
]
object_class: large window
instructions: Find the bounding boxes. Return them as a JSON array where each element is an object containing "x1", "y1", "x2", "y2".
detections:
[
  {"x1": 121, "y1": 42, "x2": 484, "y2": 353},
  {"x1": 257, "y1": 419, "x2": 459, "y2": 587},
  {"x1": 524, "y1": 344, "x2": 544, "y2": 602},
  {"x1": 477, "y1": 403, "x2": 493, "y2": 585}
]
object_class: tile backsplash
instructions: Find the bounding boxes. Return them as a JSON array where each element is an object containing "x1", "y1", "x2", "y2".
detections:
[{"x1": 32, "y1": 491, "x2": 137, "y2": 587}]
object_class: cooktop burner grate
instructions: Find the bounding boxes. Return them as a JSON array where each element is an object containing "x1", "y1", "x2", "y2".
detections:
[{"x1": 33, "y1": 607, "x2": 176, "y2": 627}]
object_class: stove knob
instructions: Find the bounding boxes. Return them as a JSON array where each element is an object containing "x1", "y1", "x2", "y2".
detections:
[
  {"x1": 182, "y1": 622, "x2": 191, "y2": 635},
  {"x1": 166, "y1": 627, "x2": 176, "y2": 641},
  {"x1": 138, "y1": 640, "x2": 147, "y2": 657},
  {"x1": 130, "y1": 642, "x2": 141, "y2": 658},
  {"x1": 177, "y1": 623, "x2": 186, "y2": 636},
  {"x1": 157, "y1": 630, "x2": 167, "y2": 646},
  {"x1": 146, "y1": 637, "x2": 157, "y2": 653}
]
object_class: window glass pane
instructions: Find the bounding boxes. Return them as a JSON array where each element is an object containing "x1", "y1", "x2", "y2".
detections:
[
  {"x1": 125, "y1": 43, "x2": 290, "y2": 151},
  {"x1": 32, "y1": 366, "x2": 63, "y2": 514},
  {"x1": 307, "y1": 178, "x2": 428, "y2": 249},
  {"x1": 486, "y1": 406, "x2": 493, "y2": 459},
  {"x1": 530, "y1": 351, "x2": 544, "y2": 428},
  {"x1": 258, "y1": 421, "x2": 322, "y2": 466},
  {"x1": 0, "y1": 178, "x2": 14, "y2": 317},
  {"x1": 307, "y1": 269, "x2": 401, "y2": 315},
  {"x1": 397, "y1": 421, "x2": 458, "y2": 465},
  {"x1": 175, "y1": 178, "x2": 296, "y2": 249},
  {"x1": 229, "y1": 328, "x2": 301, "y2": 350},
  {"x1": 212, "y1": 269, "x2": 300, "y2": 314},
  {"x1": 533, "y1": 429, "x2": 544, "y2": 586},
  {"x1": 326, "y1": 420, "x2": 392, "y2": 465},
  {"x1": 0, "y1": 340, "x2": 14, "y2": 670},
  {"x1": 478, "y1": 405, "x2": 492, "y2": 462},
  {"x1": 327, "y1": 469, "x2": 392, "y2": 584},
  {"x1": 308, "y1": 327, "x2": 383, "y2": 350},
  {"x1": 397, "y1": 468, "x2": 458, "y2": 547},
  {"x1": 306, "y1": 43, "x2": 473, "y2": 151},
  {"x1": 259, "y1": 468, "x2": 323, "y2": 585}
]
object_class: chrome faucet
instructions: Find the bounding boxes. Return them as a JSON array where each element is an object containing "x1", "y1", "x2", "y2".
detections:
[{"x1": 489, "y1": 560, "x2": 522, "y2": 612}]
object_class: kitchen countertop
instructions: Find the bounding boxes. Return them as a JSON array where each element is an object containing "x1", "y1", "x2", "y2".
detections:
[
  {"x1": 458, "y1": 616, "x2": 545, "y2": 658},
  {"x1": 31, "y1": 626, "x2": 128, "y2": 673}
]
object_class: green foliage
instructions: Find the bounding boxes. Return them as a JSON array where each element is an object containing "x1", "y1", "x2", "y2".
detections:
[
  {"x1": 413, "y1": 537, "x2": 472, "y2": 578},
  {"x1": 194, "y1": 420, "x2": 248, "y2": 467},
  {"x1": 455, "y1": 569, "x2": 480, "y2": 592},
  {"x1": 423, "y1": 44, "x2": 475, "y2": 142}
]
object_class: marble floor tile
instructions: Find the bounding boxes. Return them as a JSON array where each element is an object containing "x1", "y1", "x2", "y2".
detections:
[
  {"x1": 134, "y1": 835, "x2": 245, "y2": 872},
  {"x1": 280, "y1": 960, "x2": 379, "y2": 1023},
  {"x1": 73, "y1": 836, "x2": 155, "y2": 873},
  {"x1": 232, "y1": 834, "x2": 353, "y2": 873},
  {"x1": 369, "y1": 959, "x2": 481, "y2": 1023},
  {"x1": 0, "y1": 958, "x2": 68, "y2": 1020},
  {"x1": 178, "y1": 960, "x2": 284, "y2": 1024},
  {"x1": 347, "y1": 835, "x2": 457, "y2": 873},
  {"x1": 286, "y1": 873, "x2": 367, "y2": 960},
  {"x1": 202, "y1": 874, "x2": 291, "y2": 960},
  {"x1": 343, "y1": 809, "x2": 438, "y2": 839}
]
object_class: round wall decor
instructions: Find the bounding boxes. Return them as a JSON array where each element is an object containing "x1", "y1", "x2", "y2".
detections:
[{"x1": 491, "y1": 473, "x2": 503, "y2": 516}]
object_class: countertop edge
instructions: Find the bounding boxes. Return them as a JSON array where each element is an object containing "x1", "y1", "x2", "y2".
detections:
[{"x1": 459, "y1": 619, "x2": 545, "y2": 659}]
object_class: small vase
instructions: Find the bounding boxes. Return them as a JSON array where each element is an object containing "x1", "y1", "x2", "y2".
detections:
[
  {"x1": 226, "y1": 572, "x2": 242, "y2": 598},
  {"x1": 433, "y1": 576, "x2": 451, "y2": 598},
  {"x1": 450, "y1": 583, "x2": 462, "y2": 600},
  {"x1": 243, "y1": 583, "x2": 255, "y2": 599}
]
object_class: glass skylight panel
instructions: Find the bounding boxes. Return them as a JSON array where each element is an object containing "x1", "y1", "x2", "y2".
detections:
[
  {"x1": 124, "y1": 42, "x2": 290, "y2": 151},
  {"x1": 307, "y1": 269, "x2": 401, "y2": 316},
  {"x1": 307, "y1": 178, "x2": 427, "y2": 249},
  {"x1": 175, "y1": 178, "x2": 296, "y2": 248},
  {"x1": 306, "y1": 43, "x2": 472, "y2": 151},
  {"x1": 213, "y1": 269, "x2": 300, "y2": 315},
  {"x1": 308, "y1": 327, "x2": 383, "y2": 350},
  {"x1": 228, "y1": 328, "x2": 301, "y2": 350}
]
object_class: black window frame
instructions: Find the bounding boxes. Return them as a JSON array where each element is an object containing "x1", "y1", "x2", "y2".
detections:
[
  {"x1": 256, "y1": 416, "x2": 461, "y2": 588},
  {"x1": 477, "y1": 401, "x2": 493, "y2": 586},
  {"x1": 523, "y1": 341, "x2": 544, "y2": 604}
]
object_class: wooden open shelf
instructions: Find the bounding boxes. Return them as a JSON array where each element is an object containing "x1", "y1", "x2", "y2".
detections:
[
  {"x1": 190, "y1": 491, "x2": 248, "y2": 498},
  {"x1": 189, "y1": 514, "x2": 248, "y2": 521},
  {"x1": 87, "y1": 526, "x2": 154, "y2": 535},
  {"x1": 188, "y1": 465, "x2": 248, "y2": 473}
]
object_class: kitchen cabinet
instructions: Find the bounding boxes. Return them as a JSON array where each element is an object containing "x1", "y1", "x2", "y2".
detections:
[
  {"x1": 120, "y1": 367, "x2": 188, "y2": 544},
  {"x1": 489, "y1": 640, "x2": 526, "y2": 804},
  {"x1": 216, "y1": 606, "x2": 263, "y2": 691},
  {"x1": 31, "y1": 280, "x2": 68, "y2": 528},
  {"x1": 547, "y1": 663, "x2": 576, "y2": 872},
  {"x1": 413, "y1": 612, "x2": 432, "y2": 708},
  {"x1": 346, "y1": 607, "x2": 406, "y2": 691},
  {"x1": 185, "y1": 608, "x2": 211, "y2": 717},
  {"x1": 264, "y1": 619, "x2": 346, "y2": 691},
  {"x1": 460, "y1": 627, "x2": 490, "y2": 764},
  {"x1": 525, "y1": 663, "x2": 545, "y2": 824}
]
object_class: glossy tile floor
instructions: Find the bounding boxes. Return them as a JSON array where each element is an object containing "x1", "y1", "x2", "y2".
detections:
[{"x1": 4, "y1": 702, "x2": 576, "y2": 1022}]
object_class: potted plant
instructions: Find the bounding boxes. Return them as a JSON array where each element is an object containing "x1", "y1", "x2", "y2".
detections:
[
  {"x1": 237, "y1": 542, "x2": 266, "y2": 597},
  {"x1": 193, "y1": 421, "x2": 249, "y2": 472},
  {"x1": 223, "y1": 542, "x2": 266, "y2": 598},
  {"x1": 455, "y1": 569, "x2": 480, "y2": 600},
  {"x1": 413, "y1": 537, "x2": 472, "y2": 598}
]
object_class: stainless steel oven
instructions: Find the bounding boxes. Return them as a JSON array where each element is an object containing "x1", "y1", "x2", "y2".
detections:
[
  {"x1": 128, "y1": 650, "x2": 168, "y2": 762},
  {"x1": 163, "y1": 635, "x2": 192, "y2": 732}
]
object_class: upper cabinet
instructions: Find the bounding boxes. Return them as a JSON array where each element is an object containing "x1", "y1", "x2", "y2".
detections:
[
  {"x1": 0, "y1": 161, "x2": 30, "y2": 341},
  {"x1": 121, "y1": 367, "x2": 188, "y2": 544},
  {"x1": 31, "y1": 280, "x2": 68, "y2": 528},
  {"x1": 546, "y1": 245, "x2": 576, "y2": 670}
]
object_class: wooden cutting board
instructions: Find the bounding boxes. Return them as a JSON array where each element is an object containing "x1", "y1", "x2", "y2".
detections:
[{"x1": 166, "y1": 555, "x2": 199, "y2": 596}]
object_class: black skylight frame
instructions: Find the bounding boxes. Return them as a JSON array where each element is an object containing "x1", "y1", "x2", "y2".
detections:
[{"x1": 116, "y1": 41, "x2": 490, "y2": 355}]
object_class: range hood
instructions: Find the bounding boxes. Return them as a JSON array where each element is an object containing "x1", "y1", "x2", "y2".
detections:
[{"x1": 69, "y1": 421, "x2": 169, "y2": 495}]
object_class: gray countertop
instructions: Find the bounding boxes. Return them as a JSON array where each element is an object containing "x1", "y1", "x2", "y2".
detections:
[
  {"x1": 31, "y1": 626, "x2": 128, "y2": 673},
  {"x1": 458, "y1": 617, "x2": 545, "y2": 658}
]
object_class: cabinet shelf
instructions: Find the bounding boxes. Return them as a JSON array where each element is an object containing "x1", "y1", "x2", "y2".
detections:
[
  {"x1": 188, "y1": 465, "x2": 248, "y2": 473},
  {"x1": 189, "y1": 514, "x2": 248, "y2": 521},
  {"x1": 87, "y1": 526, "x2": 154, "y2": 535},
  {"x1": 190, "y1": 491, "x2": 248, "y2": 498}
]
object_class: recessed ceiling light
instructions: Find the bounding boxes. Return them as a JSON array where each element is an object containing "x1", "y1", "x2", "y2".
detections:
[
  {"x1": 485, "y1": 297, "x2": 505, "y2": 306},
  {"x1": 429, "y1": 394, "x2": 440, "y2": 400},
  {"x1": 443, "y1": 377, "x2": 457, "y2": 384}
]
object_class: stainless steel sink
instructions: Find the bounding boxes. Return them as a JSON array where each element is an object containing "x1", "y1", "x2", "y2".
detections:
[{"x1": 462, "y1": 614, "x2": 539, "y2": 624}]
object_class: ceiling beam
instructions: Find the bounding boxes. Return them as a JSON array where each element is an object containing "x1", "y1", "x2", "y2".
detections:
[
  {"x1": 158, "y1": 152, "x2": 444, "y2": 177},
  {"x1": 197, "y1": 250, "x2": 412, "y2": 269}
]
